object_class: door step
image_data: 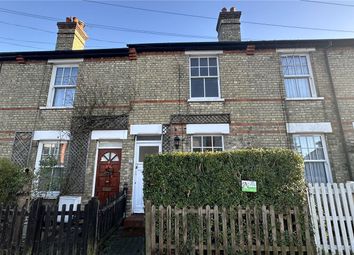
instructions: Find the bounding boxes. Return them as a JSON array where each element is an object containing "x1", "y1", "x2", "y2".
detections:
[
  {"x1": 119, "y1": 227, "x2": 145, "y2": 237},
  {"x1": 124, "y1": 214, "x2": 145, "y2": 228},
  {"x1": 122, "y1": 214, "x2": 145, "y2": 237}
]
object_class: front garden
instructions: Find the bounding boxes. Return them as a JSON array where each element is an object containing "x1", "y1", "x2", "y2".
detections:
[{"x1": 143, "y1": 148, "x2": 315, "y2": 254}]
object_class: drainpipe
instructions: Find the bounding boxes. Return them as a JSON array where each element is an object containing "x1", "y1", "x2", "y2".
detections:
[
  {"x1": 324, "y1": 42, "x2": 353, "y2": 181},
  {"x1": 277, "y1": 67, "x2": 292, "y2": 149},
  {"x1": 276, "y1": 51, "x2": 291, "y2": 149}
]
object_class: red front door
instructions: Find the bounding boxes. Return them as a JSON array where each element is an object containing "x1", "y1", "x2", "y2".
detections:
[{"x1": 95, "y1": 149, "x2": 121, "y2": 204}]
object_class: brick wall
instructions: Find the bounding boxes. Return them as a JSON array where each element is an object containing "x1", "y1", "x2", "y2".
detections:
[
  {"x1": 327, "y1": 47, "x2": 354, "y2": 181},
  {"x1": 0, "y1": 45, "x2": 353, "y2": 212}
]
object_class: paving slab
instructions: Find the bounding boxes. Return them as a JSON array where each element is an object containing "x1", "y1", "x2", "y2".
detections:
[{"x1": 99, "y1": 228, "x2": 145, "y2": 255}]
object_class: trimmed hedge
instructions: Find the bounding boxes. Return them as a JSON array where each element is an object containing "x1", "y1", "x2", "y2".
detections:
[{"x1": 144, "y1": 148, "x2": 307, "y2": 210}]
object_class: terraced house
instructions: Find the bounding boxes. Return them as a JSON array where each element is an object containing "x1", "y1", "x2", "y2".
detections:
[{"x1": 0, "y1": 7, "x2": 354, "y2": 213}]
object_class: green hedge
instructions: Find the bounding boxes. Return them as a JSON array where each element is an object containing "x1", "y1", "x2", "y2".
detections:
[
  {"x1": 0, "y1": 158, "x2": 31, "y2": 204},
  {"x1": 144, "y1": 148, "x2": 307, "y2": 210}
]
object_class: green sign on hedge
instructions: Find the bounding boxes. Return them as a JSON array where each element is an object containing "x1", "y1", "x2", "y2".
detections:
[{"x1": 242, "y1": 180, "x2": 257, "y2": 192}]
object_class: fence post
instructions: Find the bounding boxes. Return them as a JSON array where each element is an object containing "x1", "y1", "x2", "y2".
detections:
[
  {"x1": 145, "y1": 200, "x2": 152, "y2": 255},
  {"x1": 87, "y1": 197, "x2": 99, "y2": 255},
  {"x1": 23, "y1": 198, "x2": 43, "y2": 255},
  {"x1": 304, "y1": 205, "x2": 316, "y2": 255}
]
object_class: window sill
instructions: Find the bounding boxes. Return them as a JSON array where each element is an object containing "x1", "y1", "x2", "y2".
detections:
[
  {"x1": 188, "y1": 98, "x2": 225, "y2": 102},
  {"x1": 39, "y1": 106, "x2": 74, "y2": 110},
  {"x1": 285, "y1": 97, "x2": 324, "y2": 101},
  {"x1": 33, "y1": 191, "x2": 60, "y2": 199}
]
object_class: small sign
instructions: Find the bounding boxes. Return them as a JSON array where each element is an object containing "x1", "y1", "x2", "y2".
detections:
[
  {"x1": 242, "y1": 180, "x2": 257, "y2": 193},
  {"x1": 102, "y1": 187, "x2": 112, "y2": 192}
]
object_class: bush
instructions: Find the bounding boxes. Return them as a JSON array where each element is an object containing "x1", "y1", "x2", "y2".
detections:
[
  {"x1": 0, "y1": 158, "x2": 31, "y2": 204},
  {"x1": 144, "y1": 148, "x2": 307, "y2": 210}
]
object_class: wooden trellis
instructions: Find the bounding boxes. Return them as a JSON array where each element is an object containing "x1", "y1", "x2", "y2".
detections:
[
  {"x1": 170, "y1": 114, "x2": 231, "y2": 124},
  {"x1": 11, "y1": 132, "x2": 33, "y2": 168}
]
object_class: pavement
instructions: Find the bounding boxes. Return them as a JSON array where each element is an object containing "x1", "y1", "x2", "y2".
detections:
[{"x1": 99, "y1": 227, "x2": 145, "y2": 255}]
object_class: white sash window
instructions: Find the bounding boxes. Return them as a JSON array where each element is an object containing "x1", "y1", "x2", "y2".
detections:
[
  {"x1": 293, "y1": 135, "x2": 332, "y2": 183},
  {"x1": 189, "y1": 57, "x2": 220, "y2": 100},
  {"x1": 192, "y1": 135, "x2": 224, "y2": 152},
  {"x1": 281, "y1": 55, "x2": 316, "y2": 99},
  {"x1": 34, "y1": 141, "x2": 68, "y2": 197}
]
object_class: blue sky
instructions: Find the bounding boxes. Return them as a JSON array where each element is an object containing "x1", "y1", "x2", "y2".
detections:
[{"x1": 0, "y1": 0, "x2": 354, "y2": 52}]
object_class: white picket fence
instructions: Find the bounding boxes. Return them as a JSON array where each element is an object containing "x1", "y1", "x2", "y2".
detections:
[{"x1": 308, "y1": 182, "x2": 354, "y2": 255}]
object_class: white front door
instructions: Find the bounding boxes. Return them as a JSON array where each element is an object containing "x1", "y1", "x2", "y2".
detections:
[{"x1": 132, "y1": 139, "x2": 161, "y2": 213}]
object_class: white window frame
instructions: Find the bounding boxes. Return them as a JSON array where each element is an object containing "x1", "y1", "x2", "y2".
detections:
[
  {"x1": 188, "y1": 56, "x2": 222, "y2": 101},
  {"x1": 191, "y1": 135, "x2": 224, "y2": 152},
  {"x1": 46, "y1": 64, "x2": 79, "y2": 108},
  {"x1": 292, "y1": 134, "x2": 333, "y2": 183},
  {"x1": 280, "y1": 54, "x2": 318, "y2": 99},
  {"x1": 34, "y1": 141, "x2": 68, "y2": 199}
]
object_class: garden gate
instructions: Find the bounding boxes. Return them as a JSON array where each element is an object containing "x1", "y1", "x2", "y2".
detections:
[{"x1": 308, "y1": 182, "x2": 354, "y2": 255}]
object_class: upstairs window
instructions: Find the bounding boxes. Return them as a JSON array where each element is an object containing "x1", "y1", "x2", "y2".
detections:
[
  {"x1": 281, "y1": 55, "x2": 316, "y2": 98},
  {"x1": 190, "y1": 57, "x2": 220, "y2": 99},
  {"x1": 49, "y1": 65, "x2": 78, "y2": 107}
]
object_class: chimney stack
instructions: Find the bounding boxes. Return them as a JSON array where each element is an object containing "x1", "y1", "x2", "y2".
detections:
[
  {"x1": 216, "y1": 7, "x2": 242, "y2": 42},
  {"x1": 56, "y1": 17, "x2": 88, "y2": 51}
]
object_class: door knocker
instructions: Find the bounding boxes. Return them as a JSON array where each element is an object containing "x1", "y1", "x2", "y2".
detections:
[{"x1": 104, "y1": 163, "x2": 113, "y2": 184}]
